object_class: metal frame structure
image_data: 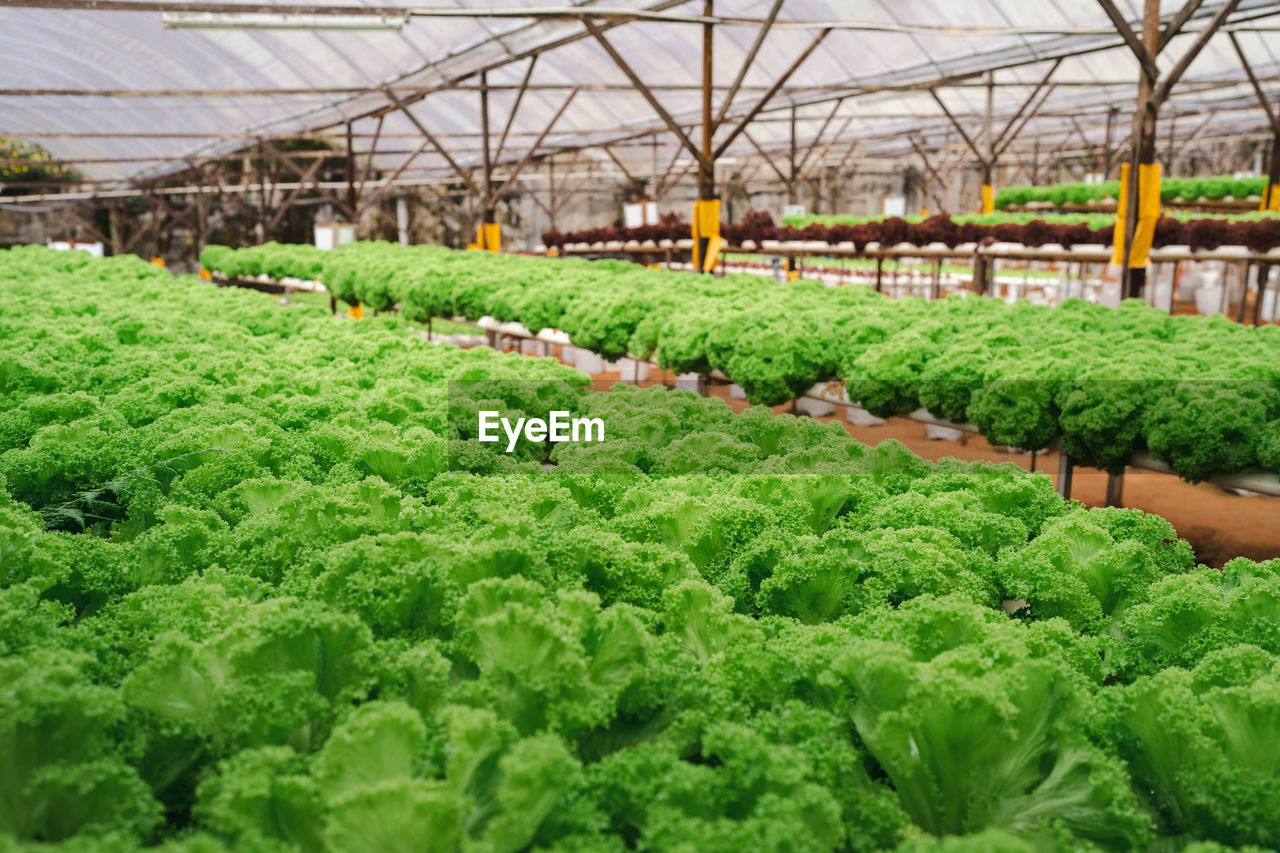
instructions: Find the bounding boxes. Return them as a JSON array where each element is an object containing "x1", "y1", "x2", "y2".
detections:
[{"x1": 3, "y1": 1, "x2": 1280, "y2": 253}]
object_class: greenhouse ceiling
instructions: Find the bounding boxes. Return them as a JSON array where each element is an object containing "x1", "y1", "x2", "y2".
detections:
[{"x1": 2, "y1": 0, "x2": 1280, "y2": 189}]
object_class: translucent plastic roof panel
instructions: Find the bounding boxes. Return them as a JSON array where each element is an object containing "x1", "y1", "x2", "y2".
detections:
[{"x1": 0, "y1": 0, "x2": 1277, "y2": 189}]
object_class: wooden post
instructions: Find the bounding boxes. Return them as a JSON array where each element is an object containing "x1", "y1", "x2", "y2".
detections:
[
  {"x1": 694, "y1": 0, "x2": 716, "y2": 274},
  {"x1": 1103, "y1": 105, "x2": 1116, "y2": 177},
  {"x1": 480, "y1": 70, "x2": 495, "y2": 247},
  {"x1": 785, "y1": 103, "x2": 798, "y2": 279},
  {"x1": 257, "y1": 141, "x2": 268, "y2": 243},
  {"x1": 1105, "y1": 472, "x2": 1124, "y2": 507},
  {"x1": 547, "y1": 155, "x2": 556, "y2": 232},
  {"x1": 1056, "y1": 453, "x2": 1074, "y2": 499},
  {"x1": 982, "y1": 70, "x2": 995, "y2": 213},
  {"x1": 345, "y1": 123, "x2": 356, "y2": 221}
]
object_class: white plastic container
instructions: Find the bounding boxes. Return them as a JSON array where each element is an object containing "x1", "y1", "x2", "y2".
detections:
[
  {"x1": 616, "y1": 358, "x2": 652, "y2": 382},
  {"x1": 846, "y1": 406, "x2": 887, "y2": 427},
  {"x1": 1195, "y1": 284, "x2": 1225, "y2": 316},
  {"x1": 575, "y1": 351, "x2": 605, "y2": 375},
  {"x1": 1098, "y1": 281, "x2": 1122, "y2": 309},
  {"x1": 925, "y1": 424, "x2": 965, "y2": 441},
  {"x1": 675, "y1": 372, "x2": 703, "y2": 393},
  {"x1": 1261, "y1": 286, "x2": 1278, "y2": 323},
  {"x1": 795, "y1": 397, "x2": 836, "y2": 417}
]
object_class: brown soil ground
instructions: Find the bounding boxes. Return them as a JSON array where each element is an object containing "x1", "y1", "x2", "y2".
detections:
[{"x1": 511, "y1": 344, "x2": 1280, "y2": 569}]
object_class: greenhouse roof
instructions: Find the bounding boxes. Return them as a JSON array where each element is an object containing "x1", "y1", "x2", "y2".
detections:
[{"x1": 3, "y1": 0, "x2": 1280, "y2": 188}]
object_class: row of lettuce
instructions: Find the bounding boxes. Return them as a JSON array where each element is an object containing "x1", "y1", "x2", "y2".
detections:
[
  {"x1": 201, "y1": 241, "x2": 1280, "y2": 483},
  {"x1": 995, "y1": 174, "x2": 1272, "y2": 210},
  {"x1": 4, "y1": 243, "x2": 1280, "y2": 851},
  {"x1": 542, "y1": 208, "x2": 1280, "y2": 252}
]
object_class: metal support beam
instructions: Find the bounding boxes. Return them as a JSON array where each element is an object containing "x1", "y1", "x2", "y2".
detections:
[
  {"x1": 712, "y1": 0, "x2": 784, "y2": 130},
  {"x1": 992, "y1": 58, "x2": 1062, "y2": 154},
  {"x1": 1228, "y1": 30, "x2": 1280, "y2": 132},
  {"x1": 356, "y1": 138, "x2": 430, "y2": 216},
  {"x1": 929, "y1": 89, "x2": 989, "y2": 167},
  {"x1": 602, "y1": 144, "x2": 644, "y2": 194},
  {"x1": 1119, "y1": 0, "x2": 1160, "y2": 299},
  {"x1": 995, "y1": 83, "x2": 1056, "y2": 160},
  {"x1": 262, "y1": 140, "x2": 350, "y2": 213},
  {"x1": 1158, "y1": 0, "x2": 1207, "y2": 51},
  {"x1": 382, "y1": 87, "x2": 482, "y2": 198},
  {"x1": 480, "y1": 71, "x2": 494, "y2": 228},
  {"x1": 694, "y1": 0, "x2": 716, "y2": 273},
  {"x1": 493, "y1": 56, "x2": 537, "y2": 165},
  {"x1": 713, "y1": 27, "x2": 832, "y2": 159},
  {"x1": 489, "y1": 88, "x2": 579, "y2": 202},
  {"x1": 267, "y1": 155, "x2": 323, "y2": 232},
  {"x1": 585, "y1": 18, "x2": 712, "y2": 176},
  {"x1": 1095, "y1": 0, "x2": 1161, "y2": 83},
  {"x1": 345, "y1": 122, "x2": 357, "y2": 218},
  {"x1": 742, "y1": 131, "x2": 790, "y2": 185},
  {"x1": 355, "y1": 114, "x2": 384, "y2": 204},
  {"x1": 1153, "y1": 0, "x2": 1245, "y2": 107}
]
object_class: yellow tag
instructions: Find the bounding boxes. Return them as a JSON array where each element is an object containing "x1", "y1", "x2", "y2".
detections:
[
  {"x1": 198, "y1": 267, "x2": 212, "y2": 281},
  {"x1": 1110, "y1": 164, "x2": 1130, "y2": 267},
  {"x1": 1109, "y1": 163, "x2": 1161, "y2": 268},
  {"x1": 348, "y1": 302, "x2": 363, "y2": 320},
  {"x1": 696, "y1": 199, "x2": 721, "y2": 237},
  {"x1": 1269, "y1": 184, "x2": 1280, "y2": 212},
  {"x1": 1129, "y1": 162, "x2": 1162, "y2": 267},
  {"x1": 547, "y1": 247, "x2": 560, "y2": 257},
  {"x1": 980, "y1": 184, "x2": 994, "y2": 214},
  {"x1": 150, "y1": 256, "x2": 166, "y2": 268},
  {"x1": 920, "y1": 208, "x2": 929, "y2": 217},
  {"x1": 702, "y1": 234, "x2": 725, "y2": 272},
  {"x1": 691, "y1": 199, "x2": 722, "y2": 271},
  {"x1": 481, "y1": 222, "x2": 501, "y2": 252},
  {"x1": 787, "y1": 270, "x2": 800, "y2": 281},
  {"x1": 467, "y1": 243, "x2": 479, "y2": 251}
]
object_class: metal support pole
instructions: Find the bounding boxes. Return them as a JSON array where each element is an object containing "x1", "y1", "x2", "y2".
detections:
[
  {"x1": 1237, "y1": 261, "x2": 1252, "y2": 323},
  {"x1": 1256, "y1": 263, "x2": 1271, "y2": 325},
  {"x1": 1267, "y1": 133, "x2": 1280, "y2": 209},
  {"x1": 480, "y1": 71, "x2": 495, "y2": 246},
  {"x1": 1102, "y1": 106, "x2": 1115, "y2": 177},
  {"x1": 1121, "y1": 0, "x2": 1161, "y2": 301},
  {"x1": 1056, "y1": 453, "x2": 1075, "y2": 499},
  {"x1": 257, "y1": 140, "x2": 268, "y2": 242},
  {"x1": 983, "y1": 70, "x2": 995, "y2": 210},
  {"x1": 547, "y1": 155, "x2": 556, "y2": 232},
  {"x1": 1105, "y1": 471, "x2": 1125, "y2": 507},
  {"x1": 694, "y1": 0, "x2": 716, "y2": 274},
  {"x1": 344, "y1": 123, "x2": 356, "y2": 221},
  {"x1": 396, "y1": 196, "x2": 409, "y2": 246}
]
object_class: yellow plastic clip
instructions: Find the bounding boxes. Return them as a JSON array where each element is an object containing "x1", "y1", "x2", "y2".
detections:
[
  {"x1": 980, "y1": 184, "x2": 994, "y2": 214},
  {"x1": 348, "y1": 302, "x2": 363, "y2": 320},
  {"x1": 197, "y1": 267, "x2": 212, "y2": 281},
  {"x1": 150, "y1": 256, "x2": 166, "y2": 268}
]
